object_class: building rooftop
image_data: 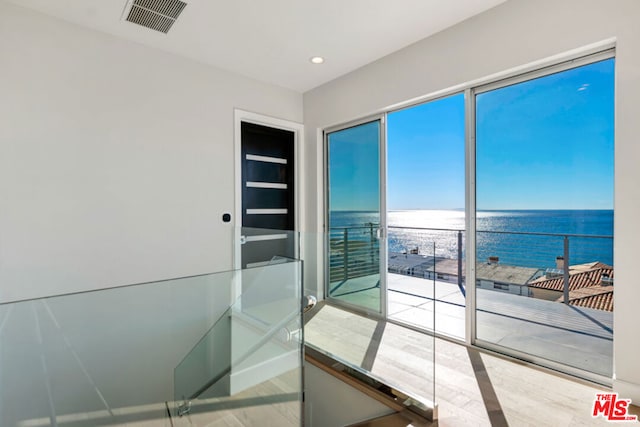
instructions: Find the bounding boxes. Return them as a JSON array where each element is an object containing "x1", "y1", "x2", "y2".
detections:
[
  {"x1": 388, "y1": 253, "x2": 462, "y2": 278},
  {"x1": 428, "y1": 258, "x2": 461, "y2": 276},
  {"x1": 529, "y1": 262, "x2": 613, "y2": 292},
  {"x1": 388, "y1": 253, "x2": 432, "y2": 270},
  {"x1": 529, "y1": 262, "x2": 614, "y2": 312},
  {"x1": 475, "y1": 262, "x2": 540, "y2": 286},
  {"x1": 559, "y1": 285, "x2": 614, "y2": 312}
]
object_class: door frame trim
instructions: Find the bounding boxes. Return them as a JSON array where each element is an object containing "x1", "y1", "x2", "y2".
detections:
[{"x1": 233, "y1": 109, "x2": 305, "y2": 273}]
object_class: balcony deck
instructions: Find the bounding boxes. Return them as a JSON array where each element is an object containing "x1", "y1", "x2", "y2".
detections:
[
  {"x1": 305, "y1": 302, "x2": 625, "y2": 427},
  {"x1": 331, "y1": 273, "x2": 613, "y2": 377}
]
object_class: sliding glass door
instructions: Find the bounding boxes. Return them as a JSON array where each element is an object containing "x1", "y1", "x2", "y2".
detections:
[
  {"x1": 326, "y1": 118, "x2": 385, "y2": 315},
  {"x1": 322, "y1": 49, "x2": 615, "y2": 382},
  {"x1": 473, "y1": 54, "x2": 615, "y2": 379}
]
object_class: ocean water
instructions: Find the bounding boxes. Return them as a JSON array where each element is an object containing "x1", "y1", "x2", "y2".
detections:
[{"x1": 329, "y1": 210, "x2": 613, "y2": 268}]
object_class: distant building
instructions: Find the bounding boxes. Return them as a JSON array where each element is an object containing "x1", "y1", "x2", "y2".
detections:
[
  {"x1": 388, "y1": 252, "x2": 432, "y2": 277},
  {"x1": 528, "y1": 262, "x2": 614, "y2": 311},
  {"x1": 388, "y1": 253, "x2": 613, "y2": 310},
  {"x1": 387, "y1": 252, "x2": 462, "y2": 282},
  {"x1": 424, "y1": 258, "x2": 461, "y2": 282},
  {"x1": 475, "y1": 257, "x2": 542, "y2": 296},
  {"x1": 388, "y1": 254, "x2": 544, "y2": 296}
]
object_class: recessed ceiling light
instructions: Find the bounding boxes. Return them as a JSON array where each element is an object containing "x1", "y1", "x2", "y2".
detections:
[{"x1": 310, "y1": 56, "x2": 325, "y2": 64}]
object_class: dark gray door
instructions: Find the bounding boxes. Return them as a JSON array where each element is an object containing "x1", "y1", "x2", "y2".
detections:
[{"x1": 240, "y1": 121, "x2": 296, "y2": 268}]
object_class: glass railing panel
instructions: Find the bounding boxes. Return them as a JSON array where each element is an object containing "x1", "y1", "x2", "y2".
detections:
[
  {"x1": 475, "y1": 229, "x2": 613, "y2": 378},
  {"x1": 0, "y1": 256, "x2": 304, "y2": 426},
  {"x1": 173, "y1": 255, "x2": 303, "y2": 425},
  {"x1": 237, "y1": 227, "x2": 299, "y2": 270},
  {"x1": 173, "y1": 305, "x2": 234, "y2": 404},
  {"x1": 387, "y1": 226, "x2": 465, "y2": 340},
  {"x1": 0, "y1": 301, "x2": 91, "y2": 427},
  {"x1": 305, "y1": 239, "x2": 436, "y2": 417},
  {"x1": 0, "y1": 270, "x2": 234, "y2": 426}
]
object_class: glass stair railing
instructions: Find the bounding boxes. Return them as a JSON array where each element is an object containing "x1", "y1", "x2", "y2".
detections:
[
  {"x1": 173, "y1": 256, "x2": 307, "y2": 421},
  {"x1": 0, "y1": 256, "x2": 305, "y2": 427}
]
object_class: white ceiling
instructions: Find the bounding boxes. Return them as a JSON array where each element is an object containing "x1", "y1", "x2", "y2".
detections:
[{"x1": 6, "y1": 0, "x2": 507, "y2": 92}]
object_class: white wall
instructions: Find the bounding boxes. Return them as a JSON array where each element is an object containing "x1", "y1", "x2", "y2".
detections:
[
  {"x1": 303, "y1": 0, "x2": 640, "y2": 402},
  {"x1": 0, "y1": 4, "x2": 305, "y2": 420},
  {"x1": 0, "y1": 1, "x2": 303, "y2": 303}
]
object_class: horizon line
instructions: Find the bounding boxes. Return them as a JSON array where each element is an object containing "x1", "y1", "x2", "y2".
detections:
[{"x1": 330, "y1": 208, "x2": 614, "y2": 212}]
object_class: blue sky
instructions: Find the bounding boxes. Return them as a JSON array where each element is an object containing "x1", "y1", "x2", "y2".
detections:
[
  {"x1": 475, "y1": 58, "x2": 614, "y2": 210},
  {"x1": 329, "y1": 58, "x2": 614, "y2": 212},
  {"x1": 388, "y1": 59, "x2": 614, "y2": 210},
  {"x1": 388, "y1": 93, "x2": 465, "y2": 210},
  {"x1": 328, "y1": 121, "x2": 380, "y2": 212}
]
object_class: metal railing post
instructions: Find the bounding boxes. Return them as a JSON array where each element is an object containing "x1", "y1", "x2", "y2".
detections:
[
  {"x1": 369, "y1": 222, "x2": 375, "y2": 266},
  {"x1": 563, "y1": 235, "x2": 570, "y2": 304},
  {"x1": 343, "y1": 228, "x2": 349, "y2": 281},
  {"x1": 457, "y1": 230, "x2": 463, "y2": 289}
]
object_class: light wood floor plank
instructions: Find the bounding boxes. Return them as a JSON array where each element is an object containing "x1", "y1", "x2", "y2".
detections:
[{"x1": 305, "y1": 304, "x2": 634, "y2": 427}]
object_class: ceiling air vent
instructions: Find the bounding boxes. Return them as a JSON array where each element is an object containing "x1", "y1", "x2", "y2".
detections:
[{"x1": 125, "y1": 0, "x2": 187, "y2": 34}]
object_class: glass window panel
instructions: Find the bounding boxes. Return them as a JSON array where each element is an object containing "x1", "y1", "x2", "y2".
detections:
[
  {"x1": 326, "y1": 120, "x2": 382, "y2": 314},
  {"x1": 386, "y1": 94, "x2": 466, "y2": 340},
  {"x1": 475, "y1": 58, "x2": 615, "y2": 377}
]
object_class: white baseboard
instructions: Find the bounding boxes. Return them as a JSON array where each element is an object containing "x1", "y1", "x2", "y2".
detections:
[{"x1": 614, "y1": 379, "x2": 640, "y2": 405}]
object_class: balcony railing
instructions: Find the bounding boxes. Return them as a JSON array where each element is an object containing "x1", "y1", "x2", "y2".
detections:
[
  {"x1": 475, "y1": 229, "x2": 613, "y2": 307},
  {"x1": 328, "y1": 224, "x2": 380, "y2": 284},
  {"x1": 329, "y1": 224, "x2": 613, "y2": 310},
  {"x1": 330, "y1": 223, "x2": 613, "y2": 377}
]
